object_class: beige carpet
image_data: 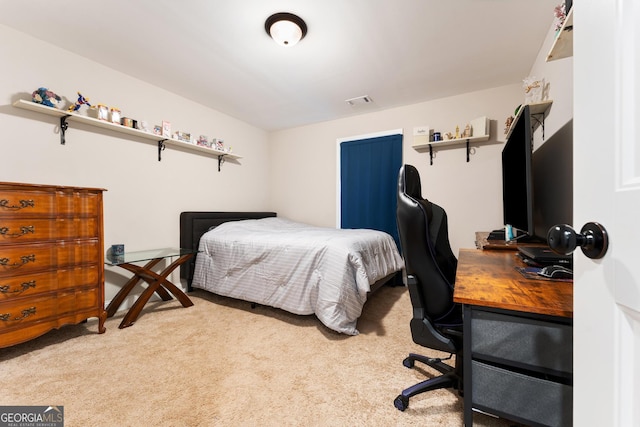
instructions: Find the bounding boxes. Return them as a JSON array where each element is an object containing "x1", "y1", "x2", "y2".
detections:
[{"x1": 1, "y1": 286, "x2": 517, "y2": 426}]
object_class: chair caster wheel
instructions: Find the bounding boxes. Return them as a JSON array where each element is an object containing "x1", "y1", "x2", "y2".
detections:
[
  {"x1": 394, "y1": 394, "x2": 409, "y2": 411},
  {"x1": 402, "y1": 357, "x2": 414, "y2": 369}
]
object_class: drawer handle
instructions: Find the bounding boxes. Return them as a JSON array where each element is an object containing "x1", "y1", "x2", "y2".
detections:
[
  {"x1": 0, "y1": 225, "x2": 35, "y2": 238},
  {"x1": 0, "y1": 307, "x2": 36, "y2": 322},
  {"x1": 0, "y1": 199, "x2": 35, "y2": 210},
  {"x1": 0, "y1": 280, "x2": 36, "y2": 294},
  {"x1": 0, "y1": 254, "x2": 36, "y2": 268}
]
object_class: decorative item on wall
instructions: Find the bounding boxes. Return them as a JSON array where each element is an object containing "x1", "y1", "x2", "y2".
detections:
[
  {"x1": 96, "y1": 104, "x2": 109, "y2": 121},
  {"x1": 110, "y1": 107, "x2": 121, "y2": 124},
  {"x1": 31, "y1": 87, "x2": 63, "y2": 109},
  {"x1": 197, "y1": 135, "x2": 209, "y2": 147},
  {"x1": 137, "y1": 121, "x2": 150, "y2": 132},
  {"x1": 174, "y1": 131, "x2": 191, "y2": 143},
  {"x1": 162, "y1": 120, "x2": 171, "y2": 137},
  {"x1": 15, "y1": 88, "x2": 240, "y2": 170},
  {"x1": 523, "y1": 76, "x2": 544, "y2": 104},
  {"x1": 504, "y1": 115, "x2": 515, "y2": 135},
  {"x1": 412, "y1": 126, "x2": 432, "y2": 146},
  {"x1": 554, "y1": 2, "x2": 568, "y2": 33},
  {"x1": 444, "y1": 124, "x2": 471, "y2": 141},
  {"x1": 67, "y1": 92, "x2": 91, "y2": 112}
]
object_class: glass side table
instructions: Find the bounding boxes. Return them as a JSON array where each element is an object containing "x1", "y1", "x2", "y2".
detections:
[{"x1": 105, "y1": 247, "x2": 197, "y2": 328}]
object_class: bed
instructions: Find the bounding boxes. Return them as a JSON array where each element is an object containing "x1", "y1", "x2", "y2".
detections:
[{"x1": 179, "y1": 212, "x2": 404, "y2": 335}]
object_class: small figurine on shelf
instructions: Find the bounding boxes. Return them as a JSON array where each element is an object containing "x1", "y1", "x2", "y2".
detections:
[
  {"x1": 554, "y1": 3, "x2": 567, "y2": 32},
  {"x1": 137, "y1": 121, "x2": 150, "y2": 132},
  {"x1": 462, "y1": 124, "x2": 471, "y2": 138},
  {"x1": 96, "y1": 104, "x2": 109, "y2": 121},
  {"x1": 67, "y1": 92, "x2": 91, "y2": 112},
  {"x1": 197, "y1": 135, "x2": 209, "y2": 147},
  {"x1": 32, "y1": 87, "x2": 63, "y2": 108},
  {"x1": 504, "y1": 116, "x2": 514, "y2": 135},
  {"x1": 110, "y1": 107, "x2": 121, "y2": 124}
]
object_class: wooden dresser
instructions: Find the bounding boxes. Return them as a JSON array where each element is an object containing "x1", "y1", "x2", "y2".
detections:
[{"x1": 0, "y1": 182, "x2": 106, "y2": 348}]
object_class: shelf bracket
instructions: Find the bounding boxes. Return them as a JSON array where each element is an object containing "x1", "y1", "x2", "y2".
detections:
[
  {"x1": 429, "y1": 144, "x2": 433, "y2": 166},
  {"x1": 158, "y1": 139, "x2": 167, "y2": 161},
  {"x1": 531, "y1": 112, "x2": 547, "y2": 140},
  {"x1": 59, "y1": 115, "x2": 70, "y2": 145},
  {"x1": 466, "y1": 139, "x2": 470, "y2": 162},
  {"x1": 217, "y1": 155, "x2": 226, "y2": 172}
]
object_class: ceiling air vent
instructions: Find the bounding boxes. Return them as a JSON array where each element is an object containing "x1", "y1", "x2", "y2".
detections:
[{"x1": 345, "y1": 95, "x2": 372, "y2": 106}]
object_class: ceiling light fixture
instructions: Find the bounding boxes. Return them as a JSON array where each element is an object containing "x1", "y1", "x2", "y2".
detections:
[{"x1": 265, "y1": 12, "x2": 307, "y2": 47}]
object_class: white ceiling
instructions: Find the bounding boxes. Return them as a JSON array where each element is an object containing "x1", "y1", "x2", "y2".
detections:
[{"x1": 0, "y1": 0, "x2": 558, "y2": 131}]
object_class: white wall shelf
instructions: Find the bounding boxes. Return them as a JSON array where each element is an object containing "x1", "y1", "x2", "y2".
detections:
[
  {"x1": 412, "y1": 117, "x2": 491, "y2": 165},
  {"x1": 546, "y1": 7, "x2": 573, "y2": 62},
  {"x1": 13, "y1": 99, "x2": 241, "y2": 171},
  {"x1": 503, "y1": 100, "x2": 553, "y2": 142}
]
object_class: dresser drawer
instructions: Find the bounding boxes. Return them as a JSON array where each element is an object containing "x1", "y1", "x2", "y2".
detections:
[
  {"x1": 58, "y1": 287, "x2": 101, "y2": 314},
  {"x1": 471, "y1": 309, "x2": 573, "y2": 374},
  {"x1": 0, "y1": 295, "x2": 55, "y2": 331},
  {"x1": 0, "y1": 190, "x2": 55, "y2": 216},
  {"x1": 0, "y1": 265, "x2": 100, "y2": 300},
  {"x1": 0, "y1": 286, "x2": 100, "y2": 332},
  {"x1": 0, "y1": 240, "x2": 100, "y2": 277},
  {"x1": 0, "y1": 218, "x2": 100, "y2": 243},
  {"x1": 55, "y1": 190, "x2": 102, "y2": 217},
  {"x1": 472, "y1": 361, "x2": 572, "y2": 427},
  {"x1": 0, "y1": 188, "x2": 101, "y2": 218}
]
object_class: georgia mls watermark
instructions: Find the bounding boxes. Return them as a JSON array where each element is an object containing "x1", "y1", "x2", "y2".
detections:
[{"x1": 0, "y1": 406, "x2": 63, "y2": 427}]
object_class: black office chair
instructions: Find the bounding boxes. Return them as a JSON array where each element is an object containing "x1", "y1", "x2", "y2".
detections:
[{"x1": 394, "y1": 164, "x2": 464, "y2": 411}]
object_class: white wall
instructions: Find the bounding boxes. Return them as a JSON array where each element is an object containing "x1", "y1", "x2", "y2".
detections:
[
  {"x1": 0, "y1": 25, "x2": 270, "y2": 304},
  {"x1": 269, "y1": 85, "x2": 520, "y2": 254},
  {"x1": 529, "y1": 22, "x2": 574, "y2": 148},
  {"x1": 268, "y1": 19, "x2": 573, "y2": 256}
]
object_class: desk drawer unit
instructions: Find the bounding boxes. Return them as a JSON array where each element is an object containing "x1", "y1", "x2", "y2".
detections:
[
  {"x1": 472, "y1": 361, "x2": 572, "y2": 427},
  {"x1": 468, "y1": 307, "x2": 573, "y2": 427},
  {"x1": 0, "y1": 182, "x2": 106, "y2": 348}
]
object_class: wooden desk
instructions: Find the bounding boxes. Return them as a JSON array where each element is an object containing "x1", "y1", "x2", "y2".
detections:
[{"x1": 454, "y1": 249, "x2": 573, "y2": 427}]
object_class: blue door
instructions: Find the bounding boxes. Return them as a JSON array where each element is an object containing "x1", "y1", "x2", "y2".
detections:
[{"x1": 340, "y1": 133, "x2": 403, "y2": 248}]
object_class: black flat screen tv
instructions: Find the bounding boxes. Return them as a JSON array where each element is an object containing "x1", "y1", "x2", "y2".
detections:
[
  {"x1": 532, "y1": 119, "x2": 573, "y2": 241},
  {"x1": 502, "y1": 105, "x2": 534, "y2": 237}
]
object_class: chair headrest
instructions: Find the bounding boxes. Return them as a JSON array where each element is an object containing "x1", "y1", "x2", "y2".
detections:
[{"x1": 400, "y1": 164, "x2": 422, "y2": 200}]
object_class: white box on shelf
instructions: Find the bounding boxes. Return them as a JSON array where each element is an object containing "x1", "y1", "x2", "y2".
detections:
[
  {"x1": 413, "y1": 126, "x2": 432, "y2": 145},
  {"x1": 470, "y1": 116, "x2": 489, "y2": 137}
]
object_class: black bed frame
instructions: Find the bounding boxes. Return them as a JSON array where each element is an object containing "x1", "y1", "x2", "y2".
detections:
[
  {"x1": 179, "y1": 211, "x2": 277, "y2": 289},
  {"x1": 179, "y1": 211, "x2": 402, "y2": 292}
]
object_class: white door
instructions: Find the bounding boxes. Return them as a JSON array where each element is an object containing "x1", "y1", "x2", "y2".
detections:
[{"x1": 574, "y1": 1, "x2": 640, "y2": 425}]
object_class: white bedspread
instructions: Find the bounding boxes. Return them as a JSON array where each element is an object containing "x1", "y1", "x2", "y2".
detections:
[{"x1": 191, "y1": 217, "x2": 404, "y2": 335}]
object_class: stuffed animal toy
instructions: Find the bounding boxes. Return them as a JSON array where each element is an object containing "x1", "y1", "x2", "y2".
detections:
[{"x1": 31, "y1": 87, "x2": 62, "y2": 108}]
